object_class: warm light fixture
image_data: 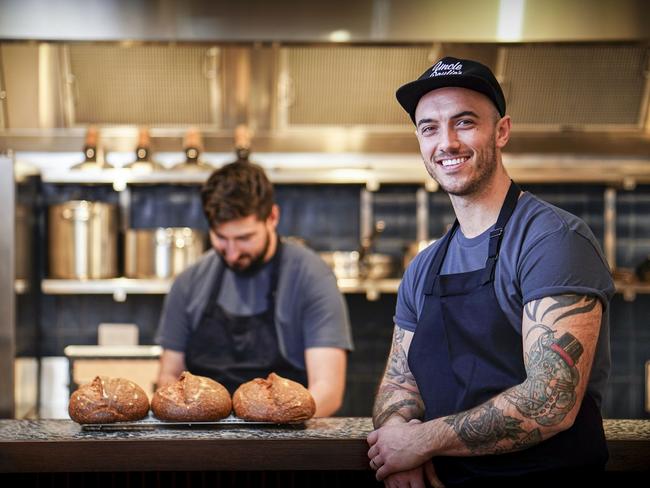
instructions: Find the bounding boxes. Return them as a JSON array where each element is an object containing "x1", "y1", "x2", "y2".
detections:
[
  {"x1": 329, "y1": 30, "x2": 351, "y2": 42},
  {"x1": 497, "y1": 0, "x2": 526, "y2": 41}
]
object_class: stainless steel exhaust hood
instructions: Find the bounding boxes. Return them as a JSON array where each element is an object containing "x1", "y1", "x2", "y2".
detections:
[
  {"x1": 0, "y1": 0, "x2": 649, "y2": 43},
  {"x1": 0, "y1": 0, "x2": 649, "y2": 156}
]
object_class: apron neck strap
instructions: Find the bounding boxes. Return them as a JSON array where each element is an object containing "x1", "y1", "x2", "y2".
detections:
[{"x1": 481, "y1": 180, "x2": 521, "y2": 284}]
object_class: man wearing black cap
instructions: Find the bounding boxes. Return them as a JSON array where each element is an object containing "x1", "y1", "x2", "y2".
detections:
[{"x1": 367, "y1": 58, "x2": 614, "y2": 487}]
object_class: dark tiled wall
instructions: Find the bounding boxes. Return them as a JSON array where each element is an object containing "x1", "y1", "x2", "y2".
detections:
[{"x1": 15, "y1": 182, "x2": 650, "y2": 419}]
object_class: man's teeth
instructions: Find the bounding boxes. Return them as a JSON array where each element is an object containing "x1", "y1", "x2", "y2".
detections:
[{"x1": 441, "y1": 157, "x2": 467, "y2": 167}]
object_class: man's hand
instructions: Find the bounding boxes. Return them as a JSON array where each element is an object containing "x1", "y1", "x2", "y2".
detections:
[
  {"x1": 382, "y1": 462, "x2": 444, "y2": 488},
  {"x1": 367, "y1": 419, "x2": 436, "y2": 482}
]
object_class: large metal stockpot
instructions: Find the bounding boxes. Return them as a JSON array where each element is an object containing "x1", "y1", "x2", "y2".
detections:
[
  {"x1": 48, "y1": 201, "x2": 118, "y2": 279},
  {"x1": 125, "y1": 228, "x2": 206, "y2": 279}
]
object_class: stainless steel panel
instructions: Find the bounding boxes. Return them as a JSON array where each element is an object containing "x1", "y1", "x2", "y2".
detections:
[
  {"x1": 499, "y1": 45, "x2": 650, "y2": 130},
  {"x1": 0, "y1": 47, "x2": 7, "y2": 129},
  {"x1": 0, "y1": 152, "x2": 15, "y2": 418},
  {"x1": 64, "y1": 44, "x2": 221, "y2": 126},
  {"x1": 279, "y1": 46, "x2": 432, "y2": 127},
  {"x1": 0, "y1": 0, "x2": 648, "y2": 42}
]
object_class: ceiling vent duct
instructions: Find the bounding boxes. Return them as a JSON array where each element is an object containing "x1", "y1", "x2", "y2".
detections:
[
  {"x1": 63, "y1": 44, "x2": 222, "y2": 127},
  {"x1": 277, "y1": 46, "x2": 434, "y2": 128},
  {"x1": 498, "y1": 44, "x2": 650, "y2": 131}
]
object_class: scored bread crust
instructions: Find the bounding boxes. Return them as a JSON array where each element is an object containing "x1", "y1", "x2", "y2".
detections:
[
  {"x1": 233, "y1": 372, "x2": 316, "y2": 422},
  {"x1": 151, "y1": 371, "x2": 232, "y2": 421},
  {"x1": 68, "y1": 376, "x2": 150, "y2": 424}
]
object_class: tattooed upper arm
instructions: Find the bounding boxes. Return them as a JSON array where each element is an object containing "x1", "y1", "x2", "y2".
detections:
[
  {"x1": 372, "y1": 325, "x2": 424, "y2": 427},
  {"x1": 505, "y1": 294, "x2": 602, "y2": 429}
]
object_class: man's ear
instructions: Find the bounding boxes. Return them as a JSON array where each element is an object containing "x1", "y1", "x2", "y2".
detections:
[
  {"x1": 495, "y1": 115, "x2": 512, "y2": 149},
  {"x1": 267, "y1": 204, "x2": 280, "y2": 229},
  {"x1": 208, "y1": 229, "x2": 219, "y2": 248}
]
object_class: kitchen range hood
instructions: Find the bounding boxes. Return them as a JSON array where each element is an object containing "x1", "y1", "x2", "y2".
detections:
[
  {"x1": 1, "y1": 40, "x2": 649, "y2": 156},
  {"x1": 0, "y1": 0, "x2": 649, "y2": 156}
]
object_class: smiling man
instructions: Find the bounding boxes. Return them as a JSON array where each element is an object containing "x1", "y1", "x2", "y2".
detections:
[
  {"x1": 367, "y1": 58, "x2": 614, "y2": 487},
  {"x1": 155, "y1": 162, "x2": 353, "y2": 417}
]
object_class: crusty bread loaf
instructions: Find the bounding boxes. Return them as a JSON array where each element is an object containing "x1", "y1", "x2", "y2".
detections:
[
  {"x1": 68, "y1": 376, "x2": 150, "y2": 424},
  {"x1": 151, "y1": 371, "x2": 232, "y2": 421},
  {"x1": 233, "y1": 373, "x2": 315, "y2": 422}
]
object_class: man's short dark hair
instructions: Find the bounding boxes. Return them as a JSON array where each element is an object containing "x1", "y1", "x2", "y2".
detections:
[{"x1": 201, "y1": 162, "x2": 275, "y2": 228}]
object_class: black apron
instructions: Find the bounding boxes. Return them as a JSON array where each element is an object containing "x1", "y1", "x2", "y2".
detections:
[
  {"x1": 408, "y1": 182, "x2": 608, "y2": 486},
  {"x1": 185, "y1": 241, "x2": 307, "y2": 394}
]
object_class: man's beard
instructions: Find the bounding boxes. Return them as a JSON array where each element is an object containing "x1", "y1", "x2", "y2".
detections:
[
  {"x1": 219, "y1": 230, "x2": 272, "y2": 276},
  {"x1": 426, "y1": 137, "x2": 498, "y2": 197}
]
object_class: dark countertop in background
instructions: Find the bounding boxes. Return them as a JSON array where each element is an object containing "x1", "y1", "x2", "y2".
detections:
[{"x1": 1, "y1": 418, "x2": 648, "y2": 472}]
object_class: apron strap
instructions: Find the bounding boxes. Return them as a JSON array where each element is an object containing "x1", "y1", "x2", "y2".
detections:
[
  {"x1": 424, "y1": 220, "x2": 459, "y2": 296},
  {"x1": 481, "y1": 180, "x2": 521, "y2": 284},
  {"x1": 267, "y1": 238, "x2": 283, "y2": 307}
]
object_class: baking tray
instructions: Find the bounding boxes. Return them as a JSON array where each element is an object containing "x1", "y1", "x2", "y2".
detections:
[{"x1": 80, "y1": 413, "x2": 306, "y2": 431}]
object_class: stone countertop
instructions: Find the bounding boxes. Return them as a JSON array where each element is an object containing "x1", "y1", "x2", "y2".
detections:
[{"x1": 0, "y1": 418, "x2": 648, "y2": 473}]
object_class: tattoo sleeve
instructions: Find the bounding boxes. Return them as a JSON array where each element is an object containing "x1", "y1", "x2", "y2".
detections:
[
  {"x1": 372, "y1": 326, "x2": 424, "y2": 428},
  {"x1": 442, "y1": 295, "x2": 600, "y2": 455}
]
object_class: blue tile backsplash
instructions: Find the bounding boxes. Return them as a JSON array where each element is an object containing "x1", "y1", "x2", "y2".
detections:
[{"x1": 16, "y1": 181, "x2": 650, "y2": 419}]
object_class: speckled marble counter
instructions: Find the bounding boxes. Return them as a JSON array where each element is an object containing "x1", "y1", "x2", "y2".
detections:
[{"x1": 0, "y1": 418, "x2": 648, "y2": 473}]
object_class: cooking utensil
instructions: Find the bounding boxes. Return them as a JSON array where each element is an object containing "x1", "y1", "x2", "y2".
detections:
[
  {"x1": 48, "y1": 201, "x2": 118, "y2": 279},
  {"x1": 125, "y1": 227, "x2": 206, "y2": 279}
]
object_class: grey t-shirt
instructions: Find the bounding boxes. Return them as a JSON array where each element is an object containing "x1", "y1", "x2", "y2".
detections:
[
  {"x1": 395, "y1": 192, "x2": 614, "y2": 408},
  {"x1": 156, "y1": 239, "x2": 354, "y2": 370}
]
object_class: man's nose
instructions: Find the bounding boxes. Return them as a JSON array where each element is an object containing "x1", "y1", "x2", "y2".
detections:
[
  {"x1": 223, "y1": 242, "x2": 241, "y2": 261},
  {"x1": 438, "y1": 127, "x2": 461, "y2": 153}
]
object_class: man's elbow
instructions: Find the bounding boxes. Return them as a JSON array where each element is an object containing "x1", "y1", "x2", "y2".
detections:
[
  {"x1": 311, "y1": 384, "x2": 345, "y2": 417},
  {"x1": 538, "y1": 402, "x2": 582, "y2": 440}
]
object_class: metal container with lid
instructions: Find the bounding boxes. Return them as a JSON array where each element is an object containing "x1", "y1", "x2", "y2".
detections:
[
  {"x1": 125, "y1": 227, "x2": 206, "y2": 279},
  {"x1": 48, "y1": 201, "x2": 118, "y2": 279}
]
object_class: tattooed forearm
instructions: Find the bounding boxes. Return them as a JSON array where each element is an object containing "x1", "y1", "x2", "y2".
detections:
[
  {"x1": 372, "y1": 327, "x2": 423, "y2": 427},
  {"x1": 374, "y1": 397, "x2": 424, "y2": 427},
  {"x1": 444, "y1": 401, "x2": 534, "y2": 454},
  {"x1": 385, "y1": 327, "x2": 418, "y2": 387}
]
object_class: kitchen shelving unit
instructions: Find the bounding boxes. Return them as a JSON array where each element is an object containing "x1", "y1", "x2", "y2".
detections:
[{"x1": 15, "y1": 151, "x2": 650, "y2": 301}]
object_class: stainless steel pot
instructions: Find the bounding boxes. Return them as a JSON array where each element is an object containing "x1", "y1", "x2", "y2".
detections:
[
  {"x1": 48, "y1": 201, "x2": 118, "y2": 279},
  {"x1": 125, "y1": 228, "x2": 206, "y2": 279},
  {"x1": 319, "y1": 251, "x2": 395, "y2": 280}
]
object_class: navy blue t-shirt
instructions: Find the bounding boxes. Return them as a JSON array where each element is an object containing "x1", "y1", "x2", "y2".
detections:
[{"x1": 395, "y1": 192, "x2": 614, "y2": 408}]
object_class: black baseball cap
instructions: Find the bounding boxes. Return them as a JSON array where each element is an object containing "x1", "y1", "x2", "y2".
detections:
[{"x1": 396, "y1": 57, "x2": 506, "y2": 124}]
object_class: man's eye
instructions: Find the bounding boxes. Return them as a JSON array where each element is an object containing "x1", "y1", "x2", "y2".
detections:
[
  {"x1": 420, "y1": 126, "x2": 435, "y2": 135},
  {"x1": 457, "y1": 119, "x2": 474, "y2": 127}
]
